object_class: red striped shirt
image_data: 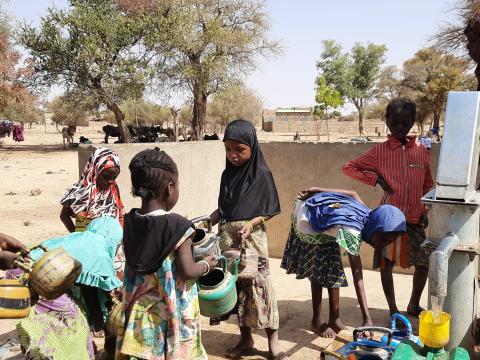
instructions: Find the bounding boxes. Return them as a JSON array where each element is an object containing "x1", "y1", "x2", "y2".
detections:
[{"x1": 343, "y1": 135, "x2": 434, "y2": 224}]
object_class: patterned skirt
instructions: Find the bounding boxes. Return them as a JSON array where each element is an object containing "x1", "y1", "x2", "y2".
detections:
[
  {"x1": 281, "y1": 224, "x2": 347, "y2": 288},
  {"x1": 220, "y1": 221, "x2": 280, "y2": 330}
]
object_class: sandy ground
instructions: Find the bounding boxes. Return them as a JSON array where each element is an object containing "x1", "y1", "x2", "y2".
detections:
[{"x1": 0, "y1": 122, "x2": 428, "y2": 359}]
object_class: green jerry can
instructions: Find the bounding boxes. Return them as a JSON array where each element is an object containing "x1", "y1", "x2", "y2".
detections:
[{"x1": 391, "y1": 340, "x2": 470, "y2": 360}]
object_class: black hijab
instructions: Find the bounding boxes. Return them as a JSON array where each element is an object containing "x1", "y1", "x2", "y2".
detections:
[
  {"x1": 123, "y1": 209, "x2": 193, "y2": 274},
  {"x1": 219, "y1": 119, "x2": 281, "y2": 221}
]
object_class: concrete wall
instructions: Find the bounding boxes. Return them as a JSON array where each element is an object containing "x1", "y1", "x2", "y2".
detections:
[
  {"x1": 78, "y1": 142, "x2": 226, "y2": 221},
  {"x1": 79, "y1": 142, "x2": 441, "y2": 272}
]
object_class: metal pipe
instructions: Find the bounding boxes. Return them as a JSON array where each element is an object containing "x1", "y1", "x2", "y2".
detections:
[{"x1": 428, "y1": 233, "x2": 459, "y2": 298}]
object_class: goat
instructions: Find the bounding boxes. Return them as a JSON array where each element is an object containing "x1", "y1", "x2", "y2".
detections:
[{"x1": 62, "y1": 125, "x2": 77, "y2": 148}]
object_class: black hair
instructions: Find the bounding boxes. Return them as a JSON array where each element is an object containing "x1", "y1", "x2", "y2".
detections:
[
  {"x1": 129, "y1": 148, "x2": 178, "y2": 199},
  {"x1": 385, "y1": 97, "x2": 416, "y2": 122}
]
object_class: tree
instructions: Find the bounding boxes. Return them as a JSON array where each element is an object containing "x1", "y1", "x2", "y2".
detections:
[
  {"x1": 316, "y1": 40, "x2": 387, "y2": 134},
  {"x1": 18, "y1": 0, "x2": 158, "y2": 142},
  {"x1": 208, "y1": 83, "x2": 263, "y2": 132},
  {"x1": 2, "y1": 99, "x2": 42, "y2": 128},
  {"x1": 402, "y1": 47, "x2": 474, "y2": 129},
  {"x1": 178, "y1": 106, "x2": 193, "y2": 127},
  {"x1": 0, "y1": 1, "x2": 33, "y2": 115},
  {"x1": 48, "y1": 95, "x2": 90, "y2": 130},
  {"x1": 102, "y1": 98, "x2": 172, "y2": 126},
  {"x1": 375, "y1": 65, "x2": 405, "y2": 100},
  {"x1": 142, "y1": 0, "x2": 280, "y2": 139},
  {"x1": 431, "y1": 0, "x2": 479, "y2": 57},
  {"x1": 314, "y1": 76, "x2": 344, "y2": 118}
]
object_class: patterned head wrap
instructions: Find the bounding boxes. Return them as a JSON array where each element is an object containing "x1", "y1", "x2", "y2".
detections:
[{"x1": 60, "y1": 147, "x2": 124, "y2": 222}]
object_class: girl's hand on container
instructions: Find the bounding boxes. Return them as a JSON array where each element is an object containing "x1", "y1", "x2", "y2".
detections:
[
  {"x1": 0, "y1": 233, "x2": 29, "y2": 255},
  {"x1": 0, "y1": 251, "x2": 21, "y2": 270},
  {"x1": 203, "y1": 255, "x2": 218, "y2": 271},
  {"x1": 238, "y1": 223, "x2": 251, "y2": 240}
]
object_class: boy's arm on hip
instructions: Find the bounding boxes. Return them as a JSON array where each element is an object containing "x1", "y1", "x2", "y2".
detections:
[{"x1": 343, "y1": 148, "x2": 379, "y2": 186}]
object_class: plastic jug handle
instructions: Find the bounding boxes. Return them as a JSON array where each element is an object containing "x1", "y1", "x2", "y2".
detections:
[
  {"x1": 190, "y1": 215, "x2": 212, "y2": 233},
  {"x1": 390, "y1": 313, "x2": 413, "y2": 334},
  {"x1": 215, "y1": 255, "x2": 227, "y2": 273},
  {"x1": 13, "y1": 259, "x2": 32, "y2": 273},
  {"x1": 29, "y1": 243, "x2": 48, "y2": 252}
]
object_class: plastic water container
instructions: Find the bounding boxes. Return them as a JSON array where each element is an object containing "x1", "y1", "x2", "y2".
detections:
[
  {"x1": 381, "y1": 313, "x2": 421, "y2": 348},
  {"x1": 419, "y1": 310, "x2": 451, "y2": 348}
]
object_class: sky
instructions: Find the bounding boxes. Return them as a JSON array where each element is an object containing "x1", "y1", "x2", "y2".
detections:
[{"x1": 6, "y1": 0, "x2": 459, "y2": 109}]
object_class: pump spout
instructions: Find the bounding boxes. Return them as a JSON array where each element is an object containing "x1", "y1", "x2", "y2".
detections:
[{"x1": 428, "y1": 233, "x2": 459, "y2": 298}]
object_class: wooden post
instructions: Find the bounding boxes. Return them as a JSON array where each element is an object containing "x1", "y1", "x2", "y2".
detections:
[
  {"x1": 170, "y1": 107, "x2": 179, "y2": 142},
  {"x1": 325, "y1": 118, "x2": 330, "y2": 142}
]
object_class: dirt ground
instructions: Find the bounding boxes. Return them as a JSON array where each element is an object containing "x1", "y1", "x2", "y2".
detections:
[{"x1": 0, "y1": 121, "x2": 429, "y2": 359}]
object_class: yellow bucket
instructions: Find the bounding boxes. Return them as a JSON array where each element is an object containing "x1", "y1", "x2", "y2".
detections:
[{"x1": 419, "y1": 310, "x2": 451, "y2": 348}]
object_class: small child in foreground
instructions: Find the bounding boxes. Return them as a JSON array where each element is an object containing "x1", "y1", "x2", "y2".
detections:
[{"x1": 116, "y1": 149, "x2": 217, "y2": 360}]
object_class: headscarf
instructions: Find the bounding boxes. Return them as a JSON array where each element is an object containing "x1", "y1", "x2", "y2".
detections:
[
  {"x1": 219, "y1": 119, "x2": 281, "y2": 221},
  {"x1": 123, "y1": 210, "x2": 193, "y2": 274},
  {"x1": 60, "y1": 147, "x2": 124, "y2": 222},
  {"x1": 361, "y1": 205, "x2": 406, "y2": 244}
]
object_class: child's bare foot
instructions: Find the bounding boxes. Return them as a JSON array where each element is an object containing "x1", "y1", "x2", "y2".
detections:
[
  {"x1": 389, "y1": 309, "x2": 400, "y2": 317},
  {"x1": 226, "y1": 338, "x2": 254, "y2": 358},
  {"x1": 329, "y1": 319, "x2": 346, "y2": 334},
  {"x1": 269, "y1": 342, "x2": 288, "y2": 360},
  {"x1": 318, "y1": 326, "x2": 337, "y2": 338},
  {"x1": 407, "y1": 304, "x2": 425, "y2": 317},
  {"x1": 310, "y1": 322, "x2": 328, "y2": 336}
]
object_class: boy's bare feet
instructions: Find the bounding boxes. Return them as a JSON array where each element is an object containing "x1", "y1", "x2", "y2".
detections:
[
  {"x1": 329, "y1": 318, "x2": 347, "y2": 334},
  {"x1": 407, "y1": 304, "x2": 425, "y2": 317},
  {"x1": 310, "y1": 322, "x2": 328, "y2": 335},
  {"x1": 318, "y1": 326, "x2": 337, "y2": 338},
  {"x1": 389, "y1": 309, "x2": 400, "y2": 316},
  {"x1": 311, "y1": 319, "x2": 346, "y2": 338},
  {"x1": 226, "y1": 338, "x2": 254, "y2": 358}
]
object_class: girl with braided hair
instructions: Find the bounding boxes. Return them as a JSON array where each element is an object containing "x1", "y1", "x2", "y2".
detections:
[{"x1": 116, "y1": 148, "x2": 217, "y2": 360}]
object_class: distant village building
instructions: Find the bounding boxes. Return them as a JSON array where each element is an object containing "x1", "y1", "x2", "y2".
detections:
[{"x1": 262, "y1": 107, "x2": 317, "y2": 132}]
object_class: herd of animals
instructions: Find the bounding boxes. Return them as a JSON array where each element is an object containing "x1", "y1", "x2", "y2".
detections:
[{"x1": 61, "y1": 124, "x2": 220, "y2": 148}]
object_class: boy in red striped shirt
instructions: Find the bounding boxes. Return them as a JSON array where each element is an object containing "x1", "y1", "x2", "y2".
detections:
[{"x1": 343, "y1": 97, "x2": 434, "y2": 317}]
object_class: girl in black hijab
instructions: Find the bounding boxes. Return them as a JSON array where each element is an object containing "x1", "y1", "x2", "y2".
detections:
[{"x1": 209, "y1": 119, "x2": 287, "y2": 360}]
